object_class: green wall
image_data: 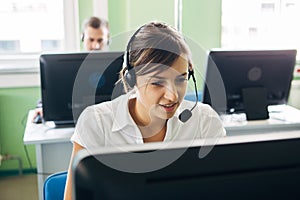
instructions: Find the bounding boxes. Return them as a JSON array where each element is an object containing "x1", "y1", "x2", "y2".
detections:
[
  {"x1": 109, "y1": 0, "x2": 175, "y2": 31},
  {"x1": 0, "y1": 0, "x2": 221, "y2": 173},
  {"x1": 0, "y1": 87, "x2": 39, "y2": 172},
  {"x1": 78, "y1": 0, "x2": 93, "y2": 50},
  {"x1": 182, "y1": 0, "x2": 222, "y2": 90},
  {"x1": 182, "y1": 0, "x2": 221, "y2": 49},
  {"x1": 107, "y1": 0, "x2": 176, "y2": 51}
]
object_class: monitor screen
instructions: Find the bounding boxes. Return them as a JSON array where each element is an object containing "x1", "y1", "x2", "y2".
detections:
[
  {"x1": 40, "y1": 51, "x2": 124, "y2": 126},
  {"x1": 72, "y1": 134, "x2": 300, "y2": 200},
  {"x1": 202, "y1": 49, "x2": 297, "y2": 119}
]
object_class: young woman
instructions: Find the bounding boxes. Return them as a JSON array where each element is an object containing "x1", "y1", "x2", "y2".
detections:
[{"x1": 64, "y1": 21, "x2": 226, "y2": 200}]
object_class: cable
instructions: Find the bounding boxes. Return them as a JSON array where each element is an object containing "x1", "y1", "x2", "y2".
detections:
[
  {"x1": 21, "y1": 112, "x2": 34, "y2": 172},
  {"x1": 23, "y1": 145, "x2": 33, "y2": 170}
]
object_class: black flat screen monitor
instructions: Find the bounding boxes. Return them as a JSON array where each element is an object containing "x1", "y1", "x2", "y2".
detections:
[
  {"x1": 40, "y1": 51, "x2": 124, "y2": 126},
  {"x1": 72, "y1": 134, "x2": 300, "y2": 200},
  {"x1": 202, "y1": 49, "x2": 296, "y2": 119}
]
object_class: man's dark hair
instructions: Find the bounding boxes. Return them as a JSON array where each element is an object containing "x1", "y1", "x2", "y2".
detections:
[{"x1": 82, "y1": 16, "x2": 109, "y2": 31}]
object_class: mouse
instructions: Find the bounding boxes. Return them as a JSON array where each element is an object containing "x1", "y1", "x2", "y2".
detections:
[{"x1": 33, "y1": 114, "x2": 43, "y2": 124}]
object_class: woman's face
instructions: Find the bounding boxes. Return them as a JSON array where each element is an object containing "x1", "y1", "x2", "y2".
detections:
[{"x1": 135, "y1": 54, "x2": 189, "y2": 123}]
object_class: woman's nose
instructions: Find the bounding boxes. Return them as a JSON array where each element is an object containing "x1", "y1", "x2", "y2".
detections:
[{"x1": 164, "y1": 84, "x2": 178, "y2": 101}]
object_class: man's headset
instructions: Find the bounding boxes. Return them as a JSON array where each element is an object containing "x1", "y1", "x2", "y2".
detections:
[{"x1": 123, "y1": 24, "x2": 198, "y2": 123}]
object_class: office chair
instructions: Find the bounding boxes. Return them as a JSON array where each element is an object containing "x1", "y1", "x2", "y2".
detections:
[{"x1": 43, "y1": 171, "x2": 67, "y2": 200}]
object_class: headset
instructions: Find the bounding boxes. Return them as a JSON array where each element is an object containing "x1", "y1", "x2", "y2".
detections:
[
  {"x1": 81, "y1": 33, "x2": 85, "y2": 42},
  {"x1": 178, "y1": 69, "x2": 198, "y2": 123},
  {"x1": 123, "y1": 25, "x2": 198, "y2": 123}
]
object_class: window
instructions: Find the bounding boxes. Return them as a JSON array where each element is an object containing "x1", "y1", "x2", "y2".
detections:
[
  {"x1": 222, "y1": 0, "x2": 300, "y2": 60},
  {"x1": 0, "y1": 0, "x2": 64, "y2": 54},
  {"x1": 0, "y1": 0, "x2": 78, "y2": 72},
  {"x1": 0, "y1": 40, "x2": 20, "y2": 53}
]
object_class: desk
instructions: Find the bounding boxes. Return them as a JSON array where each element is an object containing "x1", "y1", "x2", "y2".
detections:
[
  {"x1": 223, "y1": 105, "x2": 300, "y2": 135},
  {"x1": 23, "y1": 105, "x2": 300, "y2": 200},
  {"x1": 23, "y1": 110, "x2": 74, "y2": 200}
]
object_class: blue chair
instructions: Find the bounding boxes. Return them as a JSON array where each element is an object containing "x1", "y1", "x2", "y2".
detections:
[{"x1": 43, "y1": 171, "x2": 67, "y2": 200}]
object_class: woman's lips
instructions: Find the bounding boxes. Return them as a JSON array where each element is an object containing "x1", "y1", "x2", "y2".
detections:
[{"x1": 159, "y1": 103, "x2": 177, "y2": 112}]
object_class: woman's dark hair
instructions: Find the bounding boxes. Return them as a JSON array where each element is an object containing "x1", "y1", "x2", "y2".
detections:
[{"x1": 120, "y1": 22, "x2": 192, "y2": 92}]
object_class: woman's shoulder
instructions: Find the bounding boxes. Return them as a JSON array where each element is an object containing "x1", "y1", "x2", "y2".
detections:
[{"x1": 86, "y1": 93, "x2": 128, "y2": 114}]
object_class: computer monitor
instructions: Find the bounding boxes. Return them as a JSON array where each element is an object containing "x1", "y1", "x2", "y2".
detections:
[
  {"x1": 72, "y1": 133, "x2": 300, "y2": 200},
  {"x1": 202, "y1": 49, "x2": 297, "y2": 120},
  {"x1": 40, "y1": 51, "x2": 124, "y2": 126}
]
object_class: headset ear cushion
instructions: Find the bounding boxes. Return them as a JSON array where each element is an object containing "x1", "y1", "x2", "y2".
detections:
[
  {"x1": 81, "y1": 33, "x2": 84, "y2": 42},
  {"x1": 125, "y1": 69, "x2": 136, "y2": 88}
]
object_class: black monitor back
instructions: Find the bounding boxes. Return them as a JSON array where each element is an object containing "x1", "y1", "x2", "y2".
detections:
[
  {"x1": 202, "y1": 49, "x2": 296, "y2": 114},
  {"x1": 72, "y1": 137, "x2": 300, "y2": 200},
  {"x1": 40, "y1": 51, "x2": 124, "y2": 126}
]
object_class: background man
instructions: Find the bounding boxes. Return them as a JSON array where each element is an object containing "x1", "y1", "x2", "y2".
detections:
[{"x1": 81, "y1": 16, "x2": 110, "y2": 51}]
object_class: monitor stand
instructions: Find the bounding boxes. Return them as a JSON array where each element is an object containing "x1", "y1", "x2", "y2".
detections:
[
  {"x1": 54, "y1": 120, "x2": 75, "y2": 128},
  {"x1": 242, "y1": 87, "x2": 269, "y2": 120}
]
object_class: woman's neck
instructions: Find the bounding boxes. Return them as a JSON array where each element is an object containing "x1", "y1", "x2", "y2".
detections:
[
  {"x1": 128, "y1": 98, "x2": 167, "y2": 143},
  {"x1": 142, "y1": 125, "x2": 166, "y2": 143}
]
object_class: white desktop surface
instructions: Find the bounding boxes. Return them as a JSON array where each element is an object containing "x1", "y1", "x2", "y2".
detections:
[
  {"x1": 222, "y1": 105, "x2": 300, "y2": 135},
  {"x1": 23, "y1": 110, "x2": 74, "y2": 144}
]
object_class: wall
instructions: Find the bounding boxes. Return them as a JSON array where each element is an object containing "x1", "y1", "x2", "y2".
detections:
[
  {"x1": 107, "y1": 0, "x2": 176, "y2": 51},
  {"x1": 0, "y1": 87, "x2": 39, "y2": 173},
  {"x1": 182, "y1": 0, "x2": 221, "y2": 90},
  {"x1": 78, "y1": 0, "x2": 93, "y2": 50},
  {"x1": 182, "y1": 0, "x2": 221, "y2": 50},
  {"x1": 0, "y1": 0, "x2": 221, "y2": 173}
]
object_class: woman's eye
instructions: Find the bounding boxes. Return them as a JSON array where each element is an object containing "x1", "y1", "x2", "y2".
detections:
[
  {"x1": 151, "y1": 81, "x2": 164, "y2": 86},
  {"x1": 176, "y1": 77, "x2": 188, "y2": 84}
]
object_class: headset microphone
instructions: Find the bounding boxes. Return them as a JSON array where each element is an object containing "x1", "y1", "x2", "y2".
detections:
[{"x1": 178, "y1": 69, "x2": 198, "y2": 123}]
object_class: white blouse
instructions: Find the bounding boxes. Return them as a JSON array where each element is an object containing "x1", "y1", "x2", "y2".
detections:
[{"x1": 71, "y1": 92, "x2": 226, "y2": 150}]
